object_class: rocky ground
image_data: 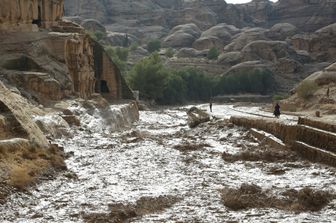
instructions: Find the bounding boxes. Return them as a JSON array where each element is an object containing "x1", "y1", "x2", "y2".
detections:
[{"x1": 1, "y1": 104, "x2": 335, "y2": 222}]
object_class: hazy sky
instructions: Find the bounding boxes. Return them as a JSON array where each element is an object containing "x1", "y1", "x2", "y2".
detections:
[{"x1": 226, "y1": 0, "x2": 277, "y2": 3}]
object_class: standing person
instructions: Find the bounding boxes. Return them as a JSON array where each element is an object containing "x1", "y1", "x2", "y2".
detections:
[
  {"x1": 274, "y1": 103, "x2": 281, "y2": 118},
  {"x1": 209, "y1": 98, "x2": 213, "y2": 113},
  {"x1": 327, "y1": 88, "x2": 330, "y2": 98}
]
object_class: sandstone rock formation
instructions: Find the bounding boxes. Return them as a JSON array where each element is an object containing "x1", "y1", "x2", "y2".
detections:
[
  {"x1": 217, "y1": 52, "x2": 242, "y2": 66},
  {"x1": 0, "y1": 0, "x2": 64, "y2": 32},
  {"x1": 187, "y1": 106, "x2": 210, "y2": 128},
  {"x1": 266, "y1": 23, "x2": 297, "y2": 41},
  {"x1": 193, "y1": 23, "x2": 240, "y2": 50},
  {"x1": 291, "y1": 23, "x2": 336, "y2": 62},
  {"x1": 81, "y1": 19, "x2": 106, "y2": 33},
  {"x1": 176, "y1": 48, "x2": 208, "y2": 58},
  {"x1": 163, "y1": 23, "x2": 201, "y2": 48},
  {"x1": 224, "y1": 28, "x2": 268, "y2": 52},
  {"x1": 241, "y1": 40, "x2": 297, "y2": 62}
]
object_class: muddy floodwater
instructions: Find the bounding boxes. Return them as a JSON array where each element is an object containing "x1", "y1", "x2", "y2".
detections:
[{"x1": 1, "y1": 104, "x2": 336, "y2": 222}]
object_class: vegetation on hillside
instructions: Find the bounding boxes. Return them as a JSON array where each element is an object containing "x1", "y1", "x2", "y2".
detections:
[
  {"x1": 126, "y1": 53, "x2": 276, "y2": 104},
  {"x1": 296, "y1": 80, "x2": 318, "y2": 99}
]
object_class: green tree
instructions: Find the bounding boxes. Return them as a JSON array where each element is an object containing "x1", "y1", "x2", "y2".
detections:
[
  {"x1": 207, "y1": 47, "x2": 219, "y2": 60},
  {"x1": 122, "y1": 33, "x2": 130, "y2": 47},
  {"x1": 105, "y1": 46, "x2": 129, "y2": 74},
  {"x1": 147, "y1": 39, "x2": 161, "y2": 53},
  {"x1": 165, "y1": 48, "x2": 175, "y2": 58},
  {"x1": 216, "y1": 68, "x2": 275, "y2": 95},
  {"x1": 158, "y1": 73, "x2": 187, "y2": 104},
  {"x1": 94, "y1": 31, "x2": 105, "y2": 41},
  {"x1": 127, "y1": 53, "x2": 168, "y2": 100}
]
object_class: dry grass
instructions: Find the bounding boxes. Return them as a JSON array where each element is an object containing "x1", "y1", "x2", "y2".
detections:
[
  {"x1": 220, "y1": 184, "x2": 334, "y2": 212},
  {"x1": 9, "y1": 166, "x2": 33, "y2": 190},
  {"x1": 174, "y1": 142, "x2": 211, "y2": 152},
  {"x1": 0, "y1": 142, "x2": 66, "y2": 201},
  {"x1": 222, "y1": 146, "x2": 298, "y2": 163},
  {"x1": 83, "y1": 195, "x2": 180, "y2": 223}
]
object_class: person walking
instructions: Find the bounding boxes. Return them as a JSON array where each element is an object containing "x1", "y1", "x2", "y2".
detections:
[
  {"x1": 274, "y1": 103, "x2": 281, "y2": 118},
  {"x1": 209, "y1": 98, "x2": 213, "y2": 113}
]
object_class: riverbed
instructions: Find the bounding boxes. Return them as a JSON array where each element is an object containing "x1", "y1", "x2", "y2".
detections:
[{"x1": 1, "y1": 104, "x2": 335, "y2": 222}]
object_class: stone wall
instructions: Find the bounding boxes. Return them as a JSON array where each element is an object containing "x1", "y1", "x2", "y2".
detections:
[
  {"x1": 65, "y1": 34, "x2": 95, "y2": 99},
  {"x1": 0, "y1": 0, "x2": 64, "y2": 32},
  {"x1": 230, "y1": 116, "x2": 336, "y2": 166},
  {"x1": 93, "y1": 40, "x2": 134, "y2": 100}
]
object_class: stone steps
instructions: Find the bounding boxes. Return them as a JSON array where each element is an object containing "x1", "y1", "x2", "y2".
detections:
[
  {"x1": 231, "y1": 115, "x2": 336, "y2": 167},
  {"x1": 291, "y1": 141, "x2": 336, "y2": 167},
  {"x1": 298, "y1": 117, "x2": 336, "y2": 134},
  {"x1": 296, "y1": 124, "x2": 336, "y2": 153}
]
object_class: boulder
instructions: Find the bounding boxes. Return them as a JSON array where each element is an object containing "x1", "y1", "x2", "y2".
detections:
[
  {"x1": 81, "y1": 19, "x2": 106, "y2": 33},
  {"x1": 291, "y1": 23, "x2": 336, "y2": 62},
  {"x1": 304, "y1": 62, "x2": 336, "y2": 86},
  {"x1": 223, "y1": 60, "x2": 272, "y2": 77},
  {"x1": 193, "y1": 23, "x2": 240, "y2": 50},
  {"x1": 274, "y1": 58, "x2": 303, "y2": 75},
  {"x1": 218, "y1": 52, "x2": 242, "y2": 66},
  {"x1": 224, "y1": 28, "x2": 268, "y2": 52},
  {"x1": 106, "y1": 32, "x2": 138, "y2": 47},
  {"x1": 266, "y1": 23, "x2": 298, "y2": 40},
  {"x1": 241, "y1": 40, "x2": 296, "y2": 62},
  {"x1": 163, "y1": 23, "x2": 201, "y2": 48},
  {"x1": 176, "y1": 48, "x2": 208, "y2": 58},
  {"x1": 187, "y1": 107, "x2": 210, "y2": 128}
]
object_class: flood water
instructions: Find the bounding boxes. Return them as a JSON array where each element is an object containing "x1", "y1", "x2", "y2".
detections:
[{"x1": 1, "y1": 104, "x2": 335, "y2": 222}]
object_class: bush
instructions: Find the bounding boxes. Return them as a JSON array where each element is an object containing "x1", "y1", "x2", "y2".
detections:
[
  {"x1": 165, "y1": 48, "x2": 175, "y2": 58},
  {"x1": 158, "y1": 73, "x2": 187, "y2": 104},
  {"x1": 273, "y1": 94, "x2": 288, "y2": 101},
  {"x1": 105, "y1": 46, "x2": 129, "y2": 74},
  {"x1": 147, "y1": 39, "x2": 161, "y2": 53},
  {"x1": 207, "y1": 47, "x2": 219, "y2": 60},
  {"x1": 296, "y1": 80, "x2": 318, "y2": 99},
  {"x1": 127, "y1": 53, "x2": 168, "y2": 100},
  {"x1": 130, "y1": 42, "x2": 139, "y2": 51},
  {"x1": 216, "y1": 68, "x2": 275, "y2": 95},
  {"x1": 177, "y1": 68, "x2": 216, "y2": 101}
]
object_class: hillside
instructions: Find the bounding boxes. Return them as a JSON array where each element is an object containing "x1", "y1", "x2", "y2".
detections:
[{"x1": 64, "y1": 0, "x2": 336, "y2": 94}]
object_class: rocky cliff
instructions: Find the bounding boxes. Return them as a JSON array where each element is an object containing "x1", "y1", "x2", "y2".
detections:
[
  {"x1": 63, "y1": 0, "x2": 336, "y2": 94},
  {"x1": 0, "y1": 0, "x2": 64, "y2": 32}
]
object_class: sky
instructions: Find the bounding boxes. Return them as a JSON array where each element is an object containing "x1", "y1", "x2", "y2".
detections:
[{"x1": 226, "y1": 0, "x2": 277, "y2": 3}]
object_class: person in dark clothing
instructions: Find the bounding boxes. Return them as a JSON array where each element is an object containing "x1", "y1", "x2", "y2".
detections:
[
  {"x1": 327, "y1": 88, "x2": 330, "y2": 98},
  {"x1": 274, "y1": 103, "x2": 281, "y2": 118},
  {"x1": 209, "y1": 99, "x2": 213, "y2": 112}
]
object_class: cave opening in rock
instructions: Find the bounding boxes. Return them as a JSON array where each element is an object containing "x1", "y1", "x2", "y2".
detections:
[
  {"x1": 32, "y1": 6, "x2": 42, "y2": 27},
  {"x1": 100, "y1": 80, "x2": 110, "y2": 93}
]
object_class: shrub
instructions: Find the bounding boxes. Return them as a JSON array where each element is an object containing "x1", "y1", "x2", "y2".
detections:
[
  {"x1": 127, "y1": 53, "x2": 168, "y2": 100},
  {"x1": 147, "y1": 39, "x2": 161, "y2": 53},
  {"x1": 207, "y1": 47, "x2": 219, "y2": 60},
  {"x1": 273, "y1": 94, "x2": 288, "y2": 101},
  {"x1": 158, "y1": 73, "x2": 187, "y2": 104},
  {"x1": 165, "y1": 48, "x2": 175, "y2": 58},
  {"x1": 296, "y1": 80, "x2": 318, "y2": 99},
  {"x1": 9, "y1": 166, "x2": 33, "y2": 190},
  {"x1": 130, "y1": 42, "x2": 139, "y2": 51},
  {"x1": 105, "y1": 46, "x2": 129, "y2": 74},
  {"x1": 216, "y1": 68, "x2": 275, "y2": 95}
]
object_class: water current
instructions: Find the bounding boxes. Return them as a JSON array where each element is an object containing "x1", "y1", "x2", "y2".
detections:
[{"x1": 1, "y1": 104, "x2": 335, "y2": 222}]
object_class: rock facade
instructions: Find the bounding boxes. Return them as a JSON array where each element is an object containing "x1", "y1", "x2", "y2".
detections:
[{"x1": 0, "y1": 0, "x2": 64, "y2": 32}]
